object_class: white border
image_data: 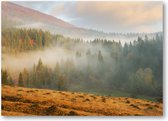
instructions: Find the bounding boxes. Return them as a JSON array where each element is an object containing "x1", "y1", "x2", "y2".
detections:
[{"x1": 0, "y1": 0, "x2": 167, "y2": 121}]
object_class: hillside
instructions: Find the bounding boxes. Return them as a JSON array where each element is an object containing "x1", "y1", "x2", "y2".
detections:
[
  {"x1": 1, "y1": 85, "x2": 163, "y2": 116},
  {"x1": 1, "y1": 2, "x2": 98, "y2": 39},
  {"x1": 2, "y1": 2, "x2": 159, "y2": 41},
  {"x1": 2, "y1": 2, "x2": 75, "y2": 28}
]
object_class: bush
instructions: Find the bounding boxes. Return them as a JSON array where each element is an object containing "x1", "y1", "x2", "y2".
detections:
[
  {"x1": 45, "y1": 105, "x2": 57, "y2": 115},
  {"x1": 68, "y1": 111, "x2": 78, "y2": 116}
]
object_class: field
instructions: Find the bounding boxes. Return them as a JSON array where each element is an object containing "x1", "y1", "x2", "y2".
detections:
[{"x1": 1, "y1": 85, "x2": 163, "y2": 116}]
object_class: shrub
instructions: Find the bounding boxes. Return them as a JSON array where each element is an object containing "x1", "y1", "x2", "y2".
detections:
[
  {"x1": 130, "y1": 104, "x2": 140, "y2": 110},
  {"x1": 68, "y1": 111, "x2": 78, "y2": 116}
]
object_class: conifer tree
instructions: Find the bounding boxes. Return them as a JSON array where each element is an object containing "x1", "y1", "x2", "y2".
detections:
[{"x1": 18, "y1": 72, "x2": 24, "y2": 87}]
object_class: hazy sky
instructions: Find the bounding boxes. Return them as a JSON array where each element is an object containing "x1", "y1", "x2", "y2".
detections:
[{"x1": 12, "y1": 1, "x2": 163, "y2": 33}]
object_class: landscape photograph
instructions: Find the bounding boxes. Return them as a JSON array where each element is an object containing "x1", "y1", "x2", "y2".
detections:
[{"x1": 1, "y1": 1, "x2": 163, "y2": 116}]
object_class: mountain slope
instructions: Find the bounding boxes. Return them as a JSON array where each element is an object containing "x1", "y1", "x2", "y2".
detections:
[
  {"x1": 2, "y1": 2, "x2": 75, "y2": 29},
  {"x1": 2, "y1": 2, "x2": 96, "y2": 39},
  {"x1": 2, "y1": 2, "x2": 160, "y2": 42}
]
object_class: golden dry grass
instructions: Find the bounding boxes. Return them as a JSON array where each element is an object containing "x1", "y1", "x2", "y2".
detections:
[{"x1": 1, "y1": 85, "x2": 163, "y2": 116}]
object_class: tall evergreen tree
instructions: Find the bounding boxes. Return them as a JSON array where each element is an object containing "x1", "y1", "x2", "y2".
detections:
[
  {"x1": 18, "y1": 72, "x2": 24, "y2": 87},
  {"x1": 98, "y1": 50, "x2": 104, "y2": 63}
]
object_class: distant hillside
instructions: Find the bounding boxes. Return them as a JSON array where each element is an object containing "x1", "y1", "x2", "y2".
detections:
[
  {"x1": 2, "y1": 2, "x2": 161, "y2": 43},
  {"x1": 2, "y1": 85, "x2": 163, "y2": 116}
]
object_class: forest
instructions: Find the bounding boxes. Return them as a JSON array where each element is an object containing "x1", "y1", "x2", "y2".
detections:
[{"x1": 2, "y1": 28, "x2": 163, "y2": 98}]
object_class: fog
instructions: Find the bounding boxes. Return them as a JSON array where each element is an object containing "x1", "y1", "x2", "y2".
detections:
[
  {"x1": 2, "y1": 47, "x2": 73, "y2": 77},
  {"x1": 2, "y1": 37, "x2": 118, "y2": 85},
  {"x1": 15, "y1": 22, "x2": 158, "y2": 46},
  {"x1": 2, "y1": 32, "x2": 163, "y2": 98}
]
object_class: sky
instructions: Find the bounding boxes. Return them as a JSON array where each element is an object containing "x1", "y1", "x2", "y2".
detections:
[{"x1": 12, "y1": 1, "x2": 163, "y2": 33}]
